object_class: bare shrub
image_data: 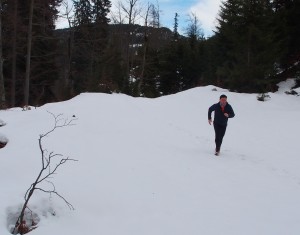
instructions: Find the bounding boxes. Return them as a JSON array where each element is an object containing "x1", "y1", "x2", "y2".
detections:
[{"x1": 11, "y1": 112, "x2": 78, "y2": 234}]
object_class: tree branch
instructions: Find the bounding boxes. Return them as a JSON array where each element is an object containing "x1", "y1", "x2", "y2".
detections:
[{"x1": 13, "y1": 112, "x2": 77, "y2": 234}]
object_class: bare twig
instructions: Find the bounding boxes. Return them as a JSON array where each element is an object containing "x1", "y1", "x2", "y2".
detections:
[{"x1": 13, "y1": 113, "x2": 77, "y2": 234}]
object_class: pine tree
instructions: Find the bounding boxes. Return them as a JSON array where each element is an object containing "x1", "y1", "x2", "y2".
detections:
[
  {"x1": 201, "y1": 36, "x2": 220, "y2": 86},
  {"x1": 72, "y1": 0, "x2": 113, "y2": 93},
  {"x1": 173, "y1": 13, "x2": 179, "y2": 41},
  {"x1": 0, "y1": 0, "x2": 6, "y2": 108},
  {"x1": 215, "y1": 0, "x2": 278, "y2": 92},
  {"x1": 90, "y1": 0, "x2": 112, "y2": 92},
  {"x1": 159, "y1": 40, "x2": 184, "y2": 95},
  {"x1": 72, "y1": 0, "x2": 93, "y2": 92},
  {"x1": 2, "y1": 0, "x2": 62, "y2": 106},
  {"x1": 271, "y1": 0, "x2": 300, "y2": 74},
  {"x1": 28, "y1": 0, "x2": 63, "y2": 105},
  {"x1": 92, "y1": 0, "x2": 111, "y2": 24},
  {"x1": 73, "y1": 0, "x2": 92, "y2": 26}
]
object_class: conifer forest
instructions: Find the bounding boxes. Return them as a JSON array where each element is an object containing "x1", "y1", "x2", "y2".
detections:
[{"x1": 0, "y1": 0, "x2": 299, "y2": 108}]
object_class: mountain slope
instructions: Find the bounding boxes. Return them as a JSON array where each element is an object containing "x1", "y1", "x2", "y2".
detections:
[{"x1": 0, "y1": 85, "x2": 299, "y2": 235}]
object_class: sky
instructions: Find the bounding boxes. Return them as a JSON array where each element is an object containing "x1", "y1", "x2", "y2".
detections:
[
  {"x1": 1, "y1": 79, "x2": 300, "y2": 235},
  {"x1": 57, "y1": 0, "x2": 222, "y2": 37}
]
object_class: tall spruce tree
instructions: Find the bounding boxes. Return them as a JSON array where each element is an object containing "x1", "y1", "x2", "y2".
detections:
[
  {"x1": 73, "y1": 0, "x2": 92, "y2": 25},
  {"x1": 271, "y1": 0, "x2": 300, "y2": 75},
  {"x1": 201, "y1": 36, "x2": 221, "y2": 86},
  {"x1": 28, "y1": 0, "x2": 63, "y2": 105},
  {"x1": 0, "y1": 0, "x2": 6, "y2": 108},
  {"x1": 159, "y1": 39, "x2": 184, "y2": 95},
  {"x1": 215, "y1": 0, "x2": 278, "y2": 92},
  {"x1": 72, "y1": 0, "x2": 93, "y2": 92},
  {"x1": 91, "y1": 0, "x2": 113, "y2": 93},
  {"x1": 92, "y1": 0, "x2": 111, "y2": 24},
  {"x1": 182, "y1": 13, "x2": 205, "y2": 89},
  {"x1": 2, "y1": 0, "x2": 62, "y2": 106},
  {"x1": 72, "y1": 0, "x2": 113, "y2": 93},
  {"x1": 158, "y1": 12, "x2": 182, "y2": 95},
  {"x1": 2, "y1": 0, "x2": 27, "y2": 107},
  {"x1": 173, "y1": 13, "x2": 179, "y2": 41}
]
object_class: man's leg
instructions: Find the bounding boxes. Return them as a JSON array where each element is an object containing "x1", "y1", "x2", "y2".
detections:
[
  {"x1": 213, "y1": 123, "x2": 221, "y2": 152},
  {"x1": 214, "y1": 123, "x2": 227, "y2": 153},
  {"x1": 218, "y1": 125, "x2": 227, "y2": 150}
]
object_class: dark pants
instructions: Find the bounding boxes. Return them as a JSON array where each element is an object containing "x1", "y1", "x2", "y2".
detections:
[{"x1": 213, "y1": 123, "x2": 227, "y2": 152}]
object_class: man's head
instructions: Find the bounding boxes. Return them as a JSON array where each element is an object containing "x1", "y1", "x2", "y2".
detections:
[{"x1": 219, "y1": 94, "x2": 227, "y2": 106}]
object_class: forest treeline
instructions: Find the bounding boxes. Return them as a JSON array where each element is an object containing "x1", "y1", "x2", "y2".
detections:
[{"x1": 0, "y1": 0, "x2": 299, "y2": 108}]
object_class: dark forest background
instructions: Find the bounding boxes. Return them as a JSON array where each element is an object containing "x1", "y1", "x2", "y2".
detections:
[{"x1": 0, "y1": 0, "x2": 299, "y2": 108}]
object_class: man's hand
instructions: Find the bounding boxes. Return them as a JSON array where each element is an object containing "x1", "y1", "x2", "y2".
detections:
[
  {"x1": 208, "y1": 119, "x2": 212, "y2": 125},
  {"x1": 224, "y1": 113, "x2": 229, "y2": 118}
]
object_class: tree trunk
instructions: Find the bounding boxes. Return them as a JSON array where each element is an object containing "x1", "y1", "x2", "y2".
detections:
[
  {"x1": 24, "y1": 0, "x2": 34, "y2": 106},
  {"x1": 62, "y1": 2, "x2": 74, "y2": 98},
  {"x1": 138, "y1": 4, "x2": 151, "y2": 95},
  {"x1": 0, "y1": 0, "x2": 6, "y2": 109},
  {"x1": 121, "y1": 0, "x2": 140, "y2": 86},
  {"x1": 11, "y1": 0, "x2": 18, "y2": 107}
]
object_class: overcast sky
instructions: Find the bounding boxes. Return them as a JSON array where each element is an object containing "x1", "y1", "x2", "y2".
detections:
[{"x1": 57, "y1": 0, "x2": 222, "y2": 37}]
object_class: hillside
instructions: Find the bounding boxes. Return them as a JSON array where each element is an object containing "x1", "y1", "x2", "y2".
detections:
[{"x1": 0, "y1": 82, "x2": 300, "y2": 235}]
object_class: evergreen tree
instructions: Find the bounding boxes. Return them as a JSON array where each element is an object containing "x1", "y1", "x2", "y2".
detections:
[
  {"x1": 72, "y1": 0, "x2": 113, "y2": 94},
  {"x1": 158, "y1": 12, "x2": 205, "y2": 95},
  {"x1": 159, "y1": 12, "x2": 183, "y2": 95},
  {"x1": 73, "y1": 0, "x2": 92, "y2": 25},
  {"x1": 271, "y1": 0, "x2": 300, "y2": 74},
  {"x1": 201, "y1": 36, "x2": 220, "y2": 86},
  {"x1": 72, "y1": 0, "x2": 93, "y2": 92},
  {"x1": 215, "y1": 0, "x2": 278, "y2": 92},
  {"x1": 173, "y1": 13, "x2": 179, "y2": 41},
  {"x1": 159, "y1": 40, "x2": 184, "y2": 95},
  {"x1": 29, "y1": 0, "x2": 63, "y2": 105},
  {"x1": 92, "y1": 0, "x2": 111, "y2": 24},
  {"x1": 0, "y1": 0, "x2": 7, "y2": 108},
  {"x1": 91, "y1": 0, "x2": 113, "y2": 92},
  {"x1": 2, "y1": 0, "x2": 26, "y2": 106},
  {"x1": 185, "y1": 13, "x2": 204, "y2": 46},
  {"x1": 182, "y1": 13, "x2": 205, "y2": 89},
  {"x1": 2, "y1": 0, "x2": 62, "y2": 106}
]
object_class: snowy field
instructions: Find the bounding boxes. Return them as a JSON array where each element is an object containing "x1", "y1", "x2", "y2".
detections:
[{"x1": 0, "y1": 80, "x2": 300, "y2": 235}]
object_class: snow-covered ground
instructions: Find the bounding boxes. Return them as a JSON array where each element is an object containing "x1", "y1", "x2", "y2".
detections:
[{"x1": 0, "y1": 81, "x2": 299, "y2": 235}]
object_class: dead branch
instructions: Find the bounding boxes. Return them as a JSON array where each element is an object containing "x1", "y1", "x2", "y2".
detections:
[{"x1": 13, "y1": 112, "x2": 77, "y2": 234}]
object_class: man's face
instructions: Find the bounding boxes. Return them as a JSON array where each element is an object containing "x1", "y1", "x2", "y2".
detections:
[{"x1": 220, "y1": 98, "x2": 227, "y2": 106}]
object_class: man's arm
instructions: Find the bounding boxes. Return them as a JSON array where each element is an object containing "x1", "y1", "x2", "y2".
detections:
[
  {"x1": 208, "y1": 104, "x2": 215, "y2": 125},
  {"x1": 228, "y1": 105, "x2": 235, "y2": 118}
]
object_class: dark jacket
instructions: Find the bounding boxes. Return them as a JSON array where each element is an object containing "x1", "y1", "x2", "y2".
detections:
[{"x1": 208, "y1": 102, "x2": 235, "y2": 126}]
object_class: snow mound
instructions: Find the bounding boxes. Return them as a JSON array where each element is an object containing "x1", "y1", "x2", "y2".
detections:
[
  {"x1": 0, "y1": 118, "x2": 6, "y2": 127},
  {"x1": 276, "y1": 78, "x2": 297, "y2": 94}
]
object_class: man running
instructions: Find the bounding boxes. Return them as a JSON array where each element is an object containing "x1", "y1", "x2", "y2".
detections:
[{"x1": 208, "y1": 94, "x2": 235, "y2": 155}]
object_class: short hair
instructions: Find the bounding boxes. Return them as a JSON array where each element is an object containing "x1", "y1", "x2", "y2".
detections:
[{"x1": 220, "y1": 94, "x2": 227, "y2": 99}]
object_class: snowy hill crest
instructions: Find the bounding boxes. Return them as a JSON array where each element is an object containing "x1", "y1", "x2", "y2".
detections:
[{"x1": 0, "y1": 84, "x2": 300, "y2": 235}]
